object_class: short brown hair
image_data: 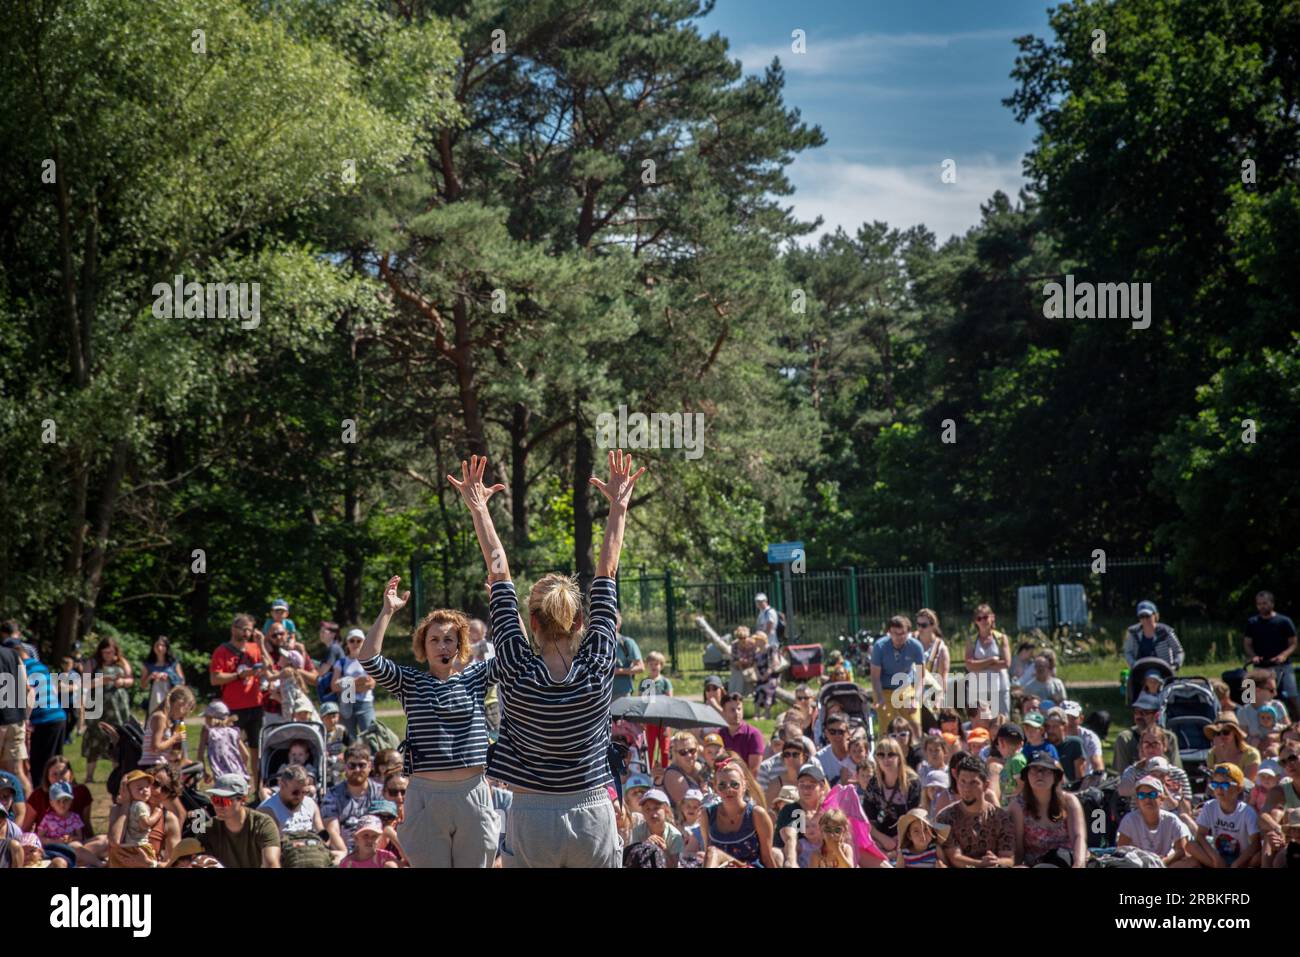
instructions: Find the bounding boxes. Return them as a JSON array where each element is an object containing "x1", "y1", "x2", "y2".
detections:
[
  {"x1": 411, "y1": 608, "x2": 472, "y2": 665},
  {"x1": 888, "y1": 615, "x2": 911, "y2": 631}
]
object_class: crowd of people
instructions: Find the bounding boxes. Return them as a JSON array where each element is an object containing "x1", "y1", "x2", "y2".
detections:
[{"x1": 1, "y1": 455, "x2": 1297, "y2": 867}]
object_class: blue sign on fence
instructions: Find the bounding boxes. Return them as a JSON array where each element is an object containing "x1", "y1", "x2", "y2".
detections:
[{"x1": 767, "y1": 541, "x2": 804, "y2": 564}]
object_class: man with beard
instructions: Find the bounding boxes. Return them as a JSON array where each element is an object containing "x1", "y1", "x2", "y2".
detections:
[
  {"x1": 321, "y1": 743, "x2": 383, "y2": 852},
  {"x1": 936, "y1": 754, "x2": 1014, "y2": 868},
  {"x1": 200, "y1": 773, "x2": 281, "y2": 868},
  {"x1": 259, "y1": 765, "x2": 346, "y2": 862}
]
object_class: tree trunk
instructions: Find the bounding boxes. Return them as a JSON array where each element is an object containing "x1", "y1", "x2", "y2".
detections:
[
  {"x1": 53, "y1": 457, "x2": 89, "y2": 665},
  {"x1": 510, "y1": 400, "x2": 530, "y2": 553},
  {"x1": 79, "y1": 440, "x2": 130, "y2": 640},
  {"x1": 341, "y1": 444, "x2": 362, "y2": 625},
  {"x1": 573, "y1": 400, "x2": 595, "y2": 592}
]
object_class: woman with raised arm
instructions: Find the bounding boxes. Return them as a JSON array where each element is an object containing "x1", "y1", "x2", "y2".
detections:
[
  {"x1": 451, "y1": 451, "x2": 645, "y2": 868},
  {"x1": 355, "y1": 576, "x2": 497, "y2": 868}
]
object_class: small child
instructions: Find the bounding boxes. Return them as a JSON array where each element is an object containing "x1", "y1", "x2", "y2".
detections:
[
  {"x1": 807, "y1": 808, "x2": 855, "y2": 868},
  {"x1": 198, "y1": 701, "x2": 249, "y2": 783},
  {"x1": 680, "y1": 788, "x2": 705, "y2": 865},
  {"x1": 1251, "y1": 761, "x2": 1284, "y2": 814},
  {"x1": 371, "y1": 799, "x2": 409, "y2": 866},
  {"x1": 20, "y1": 830, "x2": 67, "y2": 868},
  {"x1": 321, "y1": 702, "x2": 350, "y2": 786},
  {"x1": 36, "y1": 781, "x2": 86, "y2": 847},
  {"x1": 752, "y1": 634, "x2": 780, "y2": 721},
  {"x1": 637, "y1": 651, "x2": 673, "y2": 768},
  {"x1": 339, "y1": 816, "x2": 399, "y2": 868},
  {"x1": 896, "y1": 808, "x2": 947, "y2": 868},
  {"x1": 1254, "y1": 702, "x2": 1286, "y2": 758},
  {"x1": 108, "y1": 770, "x2": 162, "y2": 868}
]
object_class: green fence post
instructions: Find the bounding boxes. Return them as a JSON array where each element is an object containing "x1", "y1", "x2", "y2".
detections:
[
  {"x1": 1046, "y1": 558, "x2": 1058, "y2": 633},
  {"x1": 846, "y1": 567, "x2": 859, "y2": 634},
  {"x1": 772, "y1": 570, "x2": 784, "y2": 613},
  {"x1": 924, "y1": 562, "x2": 935, "y2": 610},
  {"x1": 411, "y1": 557, "x2": 423, "y2": 621},
  {"x1": 664, "y1": 569, "x2": 677, "y2": 673}
]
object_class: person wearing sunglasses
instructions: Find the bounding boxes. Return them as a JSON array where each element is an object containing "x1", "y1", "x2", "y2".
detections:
[
  {"x1": 763, "y1": 724, "x2": 813, "y2": 807},
  {"x1": 1117, "y1": 775, "x2": 1193, "y2": 866},
  {"x1": 453, "y1": 451, "x2": 645, "y2": 868},
  {"x1": 320, "y1": 743, "x2": 384, "y2": 855},
  {"x1": 1112, "y1": 692, "x2": 1185, "y2": 773},
  {"x1": 871, "y1": 615, "x2": 926, "y2": 742},
  {"x1": 663, "y1": 731, "x2": 705, "y2": 810},
  {"x1": 209, "y1": 615, "x2": 269, "y2": 792},
  {"x1": 861, "y1": 738, "x2": 921, "y2": 854},
  {"x1": 1204, "y1": 713, "x2": 1261, "y2": 783},
  {"x1": 1193, "y1": 763, "x2": 1260, "y2": 868},
  {"x1": 964, "y1": 604, "x2": 1011, "y2": 718},
  {"x1": 1008, "y1": 753, "x2": 1086, "y2": 867},
  {"x1": 914, "y1": 608, "x2": 949, "y2": 713},
  {"x1": 701, "y1": 755, "x2": 775, "y2": 867},
  {"x1": 198, "y1": 772, "x2": 280, "y2": 868}
]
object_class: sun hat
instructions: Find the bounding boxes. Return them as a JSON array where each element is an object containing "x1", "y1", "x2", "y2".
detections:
[
  {"x1": 896, "y1": 807, "x2": 950, "y2": 844},
  {"x1": 1260, "y1": 701, "x2": 1287, "y2": 722},
  {"x1": 1132, "y1": 692, "x2": 1162, "y2": 712},
  {"x1": 774, "y1": 785, "x2": 799, "y2": 806},
  {"x1": 1204, "y1": 714, "x2": 1247, "y2": 743},
  {"x1": 320, "y1": 702, "x2": 340, "y2": 716},
  {"x1": 0, "y1": 770, "x2": 25, "y2": 801},
  {"x1": 371, "y1": 799, "x2": 399, "y2": 819},
  {"x1": 121, "y1": 769, "x2": 156, "y2": 786},
  {"x1": 354, "y1": 815, "x2": 383, "y2": 836},
  {"x1": 1256, "y1": 760, "x2": 1284, "y2": 780},
  {"x1": 683, "y1": 788, "x2": 705, "y2": 803},
  {"x1": 167, "y1": 837, "x2": 205, "y2": 865},
  {"x1": 204, "y1": 700, "x2": 230, "y2": 718}
]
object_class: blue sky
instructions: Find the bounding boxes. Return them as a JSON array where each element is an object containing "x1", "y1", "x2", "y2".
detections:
[{"x1": 694, "y1": 0, "x2": 1055, "y2": 240}]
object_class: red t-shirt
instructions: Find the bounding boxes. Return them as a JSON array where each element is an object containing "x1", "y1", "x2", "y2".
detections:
[{"x1": 210, "y1": 641, "x2": 264, "y2": 711}]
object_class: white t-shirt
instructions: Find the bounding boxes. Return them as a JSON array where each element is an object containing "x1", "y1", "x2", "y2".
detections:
[
  {"x1": 816, "y1": 745, "x2": 855, "y2": 784},
  {"x1": 756, "y1": 606, "x2": 779, "y2": 639},
  {"x1": 1076, "y1": 726, "x2": 1103, "y2": 762},
  {"x1": 259, "y1": 793, "x2": 320, "y2": 834},
  {"x1": 1195, "y1": 800, "x2": 1258, "y2": 861},
  {"x1": 1118, "y1": 808, "x2": 1189, "y2": 856}
]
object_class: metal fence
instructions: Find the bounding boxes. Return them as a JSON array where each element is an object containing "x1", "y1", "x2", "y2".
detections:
[{"x1": 410, "y1": 554, "x2": 1168, "y2": 673}]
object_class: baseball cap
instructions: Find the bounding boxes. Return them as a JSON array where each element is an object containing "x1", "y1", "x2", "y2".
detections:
[
  {"x1": 966, "y1": 727, "x2": 990, "y2": 744},
  {"x1": 797, "y1": 762, "x2": 827, "y2": 783},
  {"x1": 371, "y1": 799, "x2": 399, "y2": 819},
  {"x1": 702, "y1": 733, "x2": 724, "y2": 748},
  {"x1": 271, "y1": 598, "x2": 289, "y2": 610},
  {"x1": 0, "y1": 770, "x2": 23, "y2": 801},
  {"x1": 683, "y1": 788, "x2": 705, "y2": 803},
  {"x1": 1132, "y1": 692, "x2": 1162, "y2": 712},
  {"x1": 923, "y1": 770, "x2": 950, "y2": 790},
  {"x1": 49, "y1": 781, "x2": 74, "y2": 802},
  {"x1": 1060, "y1": 700, "x2": 1083, "y2": 718},
  {"x1": 121, "y1": 769, "x2": 156, "y2": 786},
  {"x1": 1136, "y1": 600, "x2": 1157, "y2": 617},
  {"x1": 641, "y1": 788, "x2": 671, "y2": 806},
  {"x1": 1135, "y1": 776, "x2": 1164, "y2": 795},
  {"x1": 283, "y1": 649, "x2": 304, "y2": 669},
  {"x1": 624, "y1": 773, "x2": 653, "y2": 792},
  {"x1": 204, "y1": 700, "x2": 230, "y2": 718},
  {"x1": 1212, "y1": 763, "x2": 1245, "y2": 787},
  {"x1": 209, "y1": 772, "x2": 249, "y2": 797},
  {"x1": 346, "y1": 628, "x2": 366, "y2": 641},
  {"x1": 1257, "y1": 760, "x2": 1284, "y2": 780},
  {"x1": 320, "y1": 702, "x2": 340, "y2": 716},
  {"x1": 354, "y1": 815, "x2": 383, "y2": 836},
  {"x1": 1022, "y1": 711, "x2": 1045, "y2": 728},
  {"x1": 1144, "y1": 756, "x2": 1170, "y2": 773},
  {"x1": 703, "y1": 675, "x2": 724, "y2": 690},
  {"x1": 1022, "y1": 753, "x2": 1063, "y2": 777},
  {"x1": 1045, "y1": 708, "x2": 1066, "y2": 723},
  {"x1": 996, "y1": 723, "x2": 1024, "y2": 741},
  {"x1": 755, "y1": 593, "x2": 768, "y2": 603}
]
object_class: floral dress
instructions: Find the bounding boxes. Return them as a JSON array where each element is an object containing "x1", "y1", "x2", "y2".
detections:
[{"x1": 82, "y1": 663, "x2": 132, "y2": 762}]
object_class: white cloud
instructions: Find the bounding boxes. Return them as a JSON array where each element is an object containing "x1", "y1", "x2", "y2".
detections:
[
  {"x1": 734, "y1": 28, "x2": 1025, "y2": 76},
  {"x1": 788, "y1": 154, "x2": 1027, "y2": 242}
]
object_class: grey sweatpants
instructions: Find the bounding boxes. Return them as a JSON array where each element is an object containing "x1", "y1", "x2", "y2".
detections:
[
  {"x1": 398, "y1": 774, "x2": 498, "y2": 868},
  {"x1": 502, "y1": 786, "x2": 623, "y2": 868}
]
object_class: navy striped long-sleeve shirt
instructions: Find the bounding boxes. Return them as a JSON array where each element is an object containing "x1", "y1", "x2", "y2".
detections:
[
  {"x1": 485, "y1": 576, "x2": 618, "y2": 793},
  {"x1": 360, "y1": 654, "x2": 490, "y2": 773}
]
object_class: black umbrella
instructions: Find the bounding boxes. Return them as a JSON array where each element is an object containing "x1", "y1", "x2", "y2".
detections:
[{"x1": 610, "y1": 695, "x2": 726, "y2": 729}]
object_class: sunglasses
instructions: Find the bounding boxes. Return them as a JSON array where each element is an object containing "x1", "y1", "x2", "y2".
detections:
[
  {"x1": 889, "y1": 731, "x2": 910, "y2": 740},
  {"x1": 820, "y1": 824, "x2": 845, "y2": 835},
  {"x1": 347, "y1": 762, "x2": 369, "y2": 771},
  {"x1": 782, "y1": 749, "x2": 804, "y2": 759},
  {"x1": 917, "y1": 620, "x2": 933, "y2": 628},
  {"x1": 875, "y1": 752, "x2": 898, "y2": 759},
  {"x1": 676, "y1": 749, "x2": 697, "y2": 756},
  {"x1": 975, "y1": 615, "x2": 990, "y2": 621},
  {"x1": 1283, "y1": 755, "x2": 1300, "y2": 765},
  {"x1": 210, "y1": 795, "x2": 238, "y2": 807},
  {"x1": 386, "y1": 788, "x2": 407, "y2": 797},
  {"x1": 826, "y1": 728, "x2": 847, "y2": 737},
  {"x1": 1214, "y1": 729, "x2": 1236, "y2": 738},
  {"x1": 716, "y1": 780, "x2": 742, "y2": 791},
  {"x1": 1209, "y1": 781, "x2": 1234, "y2": 791},
  {"x1": 1135, "y1": 790, "x2": 1160, "y2": 801}
]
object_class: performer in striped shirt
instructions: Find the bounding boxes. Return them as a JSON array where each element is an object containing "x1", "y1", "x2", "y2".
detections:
[
  {"x1": 451, "y1": 450, "x2": 646, "y2": 867},
  {"x1": 358, "y1": 577, "x2": 497, "y2": 868}
]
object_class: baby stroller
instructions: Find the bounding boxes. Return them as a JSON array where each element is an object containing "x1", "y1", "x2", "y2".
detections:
[
  {"x1": 102, "y1": 716, "x2": 146, "y2": 797},
  {"x1": 1126, "y1": 656, "x2": 1176, "y2": 706},
  {"x1": 258, "y1": 721, "x2": 327, "y2": 790},
  {"x1": 1159, "y1": 676, "x2": 1218, "y2": 784},
  {"x1": 816, "y1": 681, "x2": 874, "y2": 748}
]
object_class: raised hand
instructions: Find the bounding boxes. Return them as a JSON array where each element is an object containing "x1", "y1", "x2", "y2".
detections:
[
  {"x1": 447, "y1": 455, "x2": 506, "y2": 512},
  {"x1": 588, "y1": 449, "x2": 647, "y2": 509},
  {"x1": 382, "y1": 575, "x2": 410, "y2": 615}
]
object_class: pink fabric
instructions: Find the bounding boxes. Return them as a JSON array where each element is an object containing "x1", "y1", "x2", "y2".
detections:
[{"x1": 823, "y1": 784, "x2": 888, "y2": 862}]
